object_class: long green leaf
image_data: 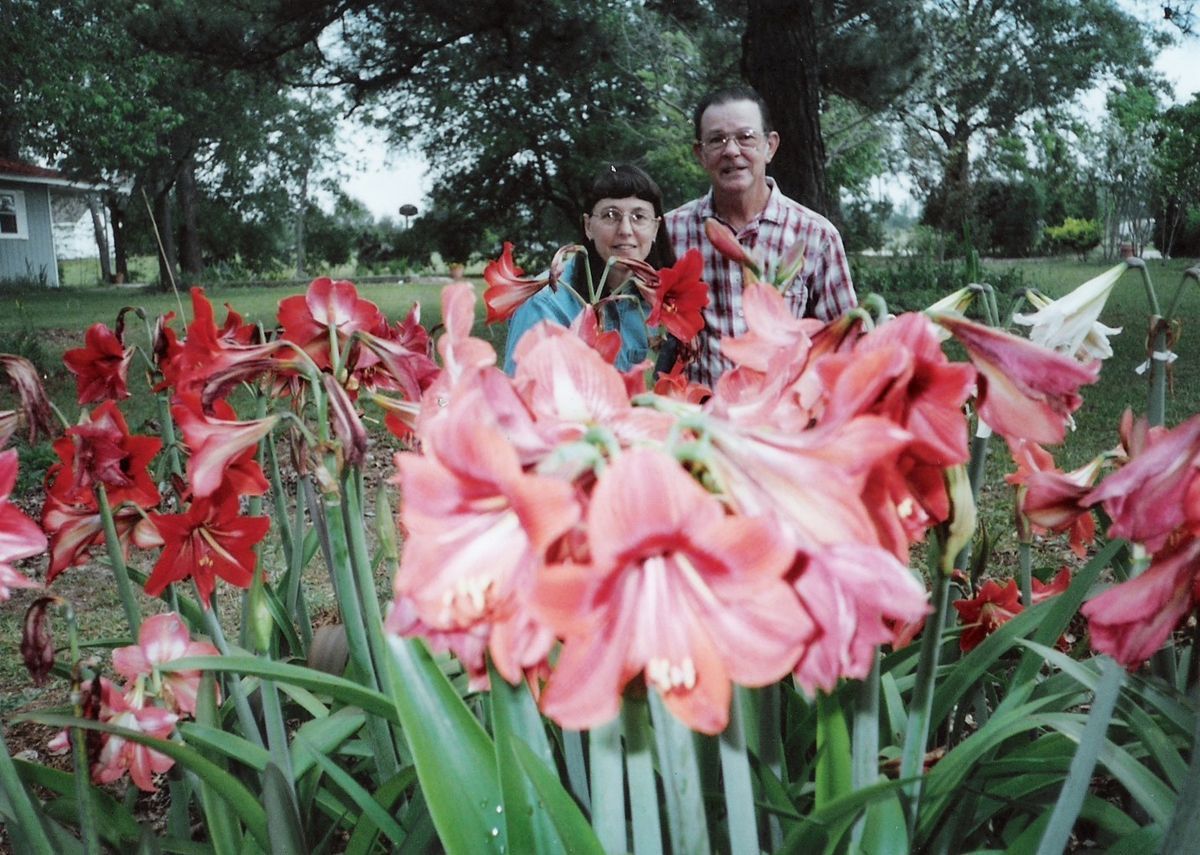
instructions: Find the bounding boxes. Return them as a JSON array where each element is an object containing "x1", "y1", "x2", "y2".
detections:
[
  {"x1": 12, "y1": 760, "x2": 140, "y2": 848},
  {"x1": 164, "y1": 655, "x2": 396, "y2": 720},
  {"x1": 194, "y1": 670, "x2": 244, "y2": 855},
  {"x1": 508, "y1": 737, "x2": 605, "y2": 855},
  {"x1": 290, "y1": 708, "x2": 367, "y2": 780},
  {"x1": 488, "y1": 662, "x2": 563, "y2": 854},
  {"x1": 780, "y1": 777, "x2": 914, "y2": 853},
  {"x1": 18, "y1": 712, "x2": 269, "y2": 851},
  {"x1": 383, "y1": 635, "x2": 504, "y2": 854},
  {"x1": 720, "y1": 688, "x2": 760, "y2": 855},
  {"x1": 262, "y1": 762, "x2": 309, "y2": 854},
  {"x1": 1035, "y1": 658, "x2": 1124, "y2": 855},
  {"x1": 588, "y1": 717, "x2": 625, "y2": 852},
  {"x1": 815, "y1": 692, "x2": 852, "y2": 810},
  {"x1": 1161, "y1": 676, "x2": 1200, "y2": 853},
  {"x1": 622, "y1": 698, "x2": 663, "y2": 855},
  {"x1": 295, "y1": 734, "x2": 408, "y2": 845},
  {"x1": 343, "y1": 768, "x2": 417, "y2": 855},
  {"x1": 0, "y1": 726, "x2": 58, "y2": 854}
]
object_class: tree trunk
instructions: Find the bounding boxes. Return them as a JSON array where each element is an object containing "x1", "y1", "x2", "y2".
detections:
[
  {"x1": 294, "y1": 166, "x2": 308, "y2": 277},
  {"x1": 742, "y1": 0, "x2": 831, "y2": 216},
  {"x1": 153, "y1": 185, "x2": 179, "y2": 292},
  {"x1": 86, "y1": 193, "x2": 113, "y2": 283},
  {"x1": 107, "y1": 193, "x2": 129, "y2": 283},
  {"x1": 176, "y1": 155, "x2": 204, "y2": 281}
]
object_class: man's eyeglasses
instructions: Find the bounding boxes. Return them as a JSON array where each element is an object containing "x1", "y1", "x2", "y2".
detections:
[
  {"x1": 590, "y1": 208, "x2": 660, "y2": 232},
  {"x1": 700, "y1": 129, "x2": 764, "y2": 154}
]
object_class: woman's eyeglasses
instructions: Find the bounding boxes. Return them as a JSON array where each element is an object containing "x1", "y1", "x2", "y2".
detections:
[
  {"x1": 590, "y1": 208, "x2": 660, "y2": 232},
  {"x1": 700, "y1": 129, "x2": 763, "y2": 154}
]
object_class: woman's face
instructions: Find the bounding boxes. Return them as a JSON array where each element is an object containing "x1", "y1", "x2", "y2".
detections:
[{"x1": 584, "y1": 196, "x2": 660, "y2": 264}]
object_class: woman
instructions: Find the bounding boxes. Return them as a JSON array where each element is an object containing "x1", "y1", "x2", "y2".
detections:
[{"x1": 502, "y1": 164, "x2": 676, "y2": 373}]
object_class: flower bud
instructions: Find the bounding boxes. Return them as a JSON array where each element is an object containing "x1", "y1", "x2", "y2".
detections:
[{"x1": 941, "y1": 464, "x2": 977, "y2": 575}]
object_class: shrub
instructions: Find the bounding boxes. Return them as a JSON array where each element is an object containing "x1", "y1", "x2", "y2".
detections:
[{"x1": 1045, "y1": 217, "x2": 1101, "y2": 261}]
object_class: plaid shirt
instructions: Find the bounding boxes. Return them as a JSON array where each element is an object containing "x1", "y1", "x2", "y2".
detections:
[{"x1": 665, "y1": 179, "x2": 856, "y2": 386}]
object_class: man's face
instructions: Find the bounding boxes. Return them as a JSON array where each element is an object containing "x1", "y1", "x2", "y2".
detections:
[{"x1": 694, "y1": 99, "x2": 779, "y2": 199}]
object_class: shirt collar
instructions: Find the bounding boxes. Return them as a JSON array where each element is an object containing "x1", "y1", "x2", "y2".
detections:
[{"x1": 697, "y1": 177, "x2": 784, "y2": 228}]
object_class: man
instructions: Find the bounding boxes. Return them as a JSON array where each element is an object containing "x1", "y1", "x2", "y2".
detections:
[{"x1": 665, "y1": 86, "x2": 856, "y2": 386}]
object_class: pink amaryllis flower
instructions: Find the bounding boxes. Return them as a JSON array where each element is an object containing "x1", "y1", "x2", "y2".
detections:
[
  {"x1": 279, "y1": 277, "x2": 387, "y2": 371},
  {"x1": 387, "y1": 392, "x2": 580, "y2": 683},
  {"x1": 112, "y1": 612, "x2": 218, "y2": 715},
  {"x1": 534, "y1": 449, "x2": 809, "y2": 735},
  {"x1": 953, "y1": 578, "x2": 1023, "y2": 652},
  {"x1": 63, "y1": 323, "x2": 134, "y2": 404},
  {"x1": 92, "y1": 685, "x2": 178, "y2": 793},
  {"x1": 932, "y1": 313, "x2": 1100, "y2": 444},
  {"x1": 1081, "y1": 537, "x2": 1200, "y2": 667},
  {"x1": 1084, "y1": 413, "x2": 1200, "y2": 552},
  {"x1": 646, "y1": 249, "x2": 710, "y2": 342},
  {"x1": 172, "y1": 393, "x2": 277, "y2": 499},
  {"x1": 143, "y1": 489, "x2": 270, "y2": 605},
  {"x1": 790, "y1": 543, "x2": 930, "y2": 694},
  {"x1": 482, "y1": 242, "x2": 552, "y2": 324},
  {"x1": 1006, "y1": 438, "x2": 1100, "y2": 557},
  {"x1": 0, "y1": 449, "x2": 45, "y2": 599},
  {"x1": 51, "y1": 402, "x2": 161, "y2": 508}
]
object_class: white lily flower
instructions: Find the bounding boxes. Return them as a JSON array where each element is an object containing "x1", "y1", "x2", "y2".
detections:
[{"x1": 1012, "y1": 263, "x2": 1126, "y2": 361}]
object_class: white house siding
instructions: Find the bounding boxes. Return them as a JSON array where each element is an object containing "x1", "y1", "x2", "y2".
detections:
[{"x1": 0, "y1": 180, "x2": 60, "y2": 287}]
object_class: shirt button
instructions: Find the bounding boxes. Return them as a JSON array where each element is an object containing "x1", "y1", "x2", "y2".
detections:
[{"x1": 736, "y1": 309, "x2": 744, "y2": 318}]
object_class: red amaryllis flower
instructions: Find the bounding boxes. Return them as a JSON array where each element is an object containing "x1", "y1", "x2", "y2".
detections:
[
  {"x1": 1031, "y1": 567, "x2": 1072, "y2": 604},
  {"x1": 51, "y1": 402, "x2": 161, "y2": 508},
  {"x1": 534, "y1": 449, "x2": 809, "y2": 735},
  {"x1": 654, "y1": 362, "x2": 711, "y2": 403},
  {"x1": 1, "y1": 354, "x2": 56, "y2": 444},
  {"x1": 92, "y1": 686, "x2": 178, "y2": 793},
  {"x1": 165, "y1": 288, "x2": 274, "y2": 397},
  {"x1": 112, "y1": 612, "x2": 219, "y2": 716},
  {"x1": 1085, "y1": 413, "x2": 1200, "y2": 552},
  {"x1": 171, "y1": 393, "x2": 276, "y2": 499},
  {"x1": 704, "y1": 217, "x2": 761, "y2": 280},
  {"x1": 482, "y1": 242, "x2": 551, "y2": 324},
  {"x1": 1006, "y1": 438, "x2": 1100, "y2": 557},
  {"x1": 278, "y1": 277, "x2": 386, "y2": 371},
  {"x1": 647, "y1": 249, "x2": 710, "y2": 342},
  {"x1": 63, "y1": 323, "x2": 133, "y2": 404},
  {"x1": 1081, "y1": 537, "x2": 1200, "y2": 667},
  {"x1": 569, "y1": 306, "x2": 622, "y2": 364},
  {"x1": 932, "y1": 314, "x2": 1099, "y2": 444},
  {"x1": 143, "y1": 491, "x2": 270, "y2": 605},
  {"x1": 790, "y1": 544, "x2": 930, "y2": 694},
  {"x1": 953, "y1": 578, "x2": 1023, "y2": 652},
  {"x1": 0, "y1": 449, "x2": 45, "y2": 598},
  {"x1": 41, "y1": 492, "x2": 144, "y2": 583}
]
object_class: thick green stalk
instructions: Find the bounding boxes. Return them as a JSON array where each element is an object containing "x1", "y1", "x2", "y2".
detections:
[
  {"x1": 0, "y1": 726, "x2": 55, "y2": 854},
  {"x1": 648, "y1": 692, "x2": 710, "y2": 853},
  {"x1": 1018, "y1": 540, "x2": 1033, "y2": 612},
  {"x1": 95, "y1": 485, "x2": 140, "y2": 637},
  {"x1": 65, "y1": 605, "x2": 100, "y2": 855},
  {"x1": 719, "y1": 689, "x2": 759, "y2": 855},
  {"x1": 154, "y1": 391, "x2": 184, "y2": 478},
  {"x1": 900, "y1": 566, "x2": 951, "y2": 833},
  {"x1": 197, "y1": 598, "x2": 264, "y2": 750},
  {"x1": 589, "y1": 717, "x2": 626, "y2": 854},
  {"x1": 1035, "y1": 657, "x2": 1124, "y2": 855},
  {"x1": 850, "y1": 653, "x2": 882, "y2": 852}
]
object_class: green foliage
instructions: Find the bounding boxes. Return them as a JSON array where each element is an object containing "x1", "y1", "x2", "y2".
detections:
[
  {"x1": 852, "y1": 256, "x2": 1027, "y2": 312},
  {"x1": 974, "y1": 178, "x2": 1045, "y2": 257},
  {"x1": 840, "y1": 198, "x2": 893, "y2": 252},
  {"x1": 1045, "y1": 217, "x2": 1102, "y2": 260}
]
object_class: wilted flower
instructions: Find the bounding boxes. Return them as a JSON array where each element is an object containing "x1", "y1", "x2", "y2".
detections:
[{"x1": 0, "y1": 354, "x2": 56, "y2": 444}]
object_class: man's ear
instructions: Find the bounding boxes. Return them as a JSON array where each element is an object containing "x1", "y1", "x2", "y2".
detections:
[
  {"x1": 765, "y1": 131, "x2": 780, "y2": 164},
  {"x1": 692, "y1": 141, "x2": 705, "y2": 167}
]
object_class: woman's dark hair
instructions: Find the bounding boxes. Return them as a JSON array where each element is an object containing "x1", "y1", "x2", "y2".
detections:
[{"x1": 574, "y1": 163, "x2": 676, "y2": 295}]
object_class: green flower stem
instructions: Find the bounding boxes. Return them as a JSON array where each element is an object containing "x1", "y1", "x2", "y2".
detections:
[
  {"x1": 259, "y1": 672, "x2": 296, "y2": 795},
  {"x1": 265, "y1": 437, "x2": 294, "y2": 561},
  {"x1": 1018, "y1": 540, "x2": 1033, "y2": 612},
  {"x1": 196, "y1": 593, "x2": 265, "y2": 750},
  {"x1": 648, "y1": 692, "x2": 710, "y2": 853},
  {"x1": 850, "y1": 653, "x2": 882, "y2": 852},
  {"x1": 313, "y1": 477, "x2": 400, "y2": 778},
  {"x1": 815, "y1": 692, "x2": 852, "y2": 810},
  {"x1": 0, "y1": 726, "x2": 54, "y2": 854},
  {"x1": 1035, "y1": 656, "x2": 1124, "y2": 855},
  {"x1": 65, "y1": 603, "x2": 100, "y2": 855},
  {"x1": 154, "y1": 391, "x2": 183, "y2": 479},
  {"x1": 95, "y1": 485, "x2": 140, "y2": 637},
  {"x1": 620, "y1": 700, "x2": 662, "y2": 855},
  {"x1": 589, "y1": 717, "x2": 626, "y2": 852},
  {"x1": 900, "y1": 564, "x2": 951, "y2": 833},
  {"x1": 1129, "y1": 260, "x2": 1166, "y2": 426},
  {"x1": 719, "y1": 688, "x2": 759, "y2": 855}
]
